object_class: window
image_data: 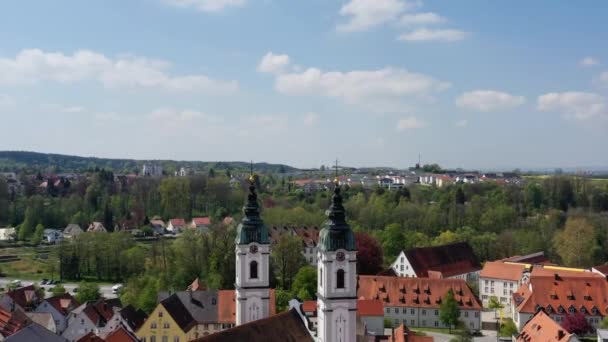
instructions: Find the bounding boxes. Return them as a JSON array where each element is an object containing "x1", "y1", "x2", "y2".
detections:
[
  {"x1": 402, "y1": 308, "x2": 406, "y2": 314},
  {"x1": 203, "y1": 324, "x2": 209, "y2": 330},
  {"x1": 250, "y1": 261, "x2": 258, "y2": 279},
  {"x1": 411, "y1": 320, "x2": 415, "y2": 325},
  {"x1": 336, "y1": 269, "x2": 345, "y2": 289},
  {"x1": 503, "y1": 289, "x2": 507, "y2": 295},
  {"x1": 484, "y1": 280, "x2": 488, "y2": 285},
  {"x1": 475, "y1": 312, "x2": 479, "y2": 318},
  {"x1": 411, "y1": 309, "x2": 415, "y2": 315},
  {"x1": 81, "y1": 319, "x2": 84, "y2": 325},
  {"x1": 503, "y1": 282, "x2": 507, "y2": 287},
  {"x1": 162, "y1": 337, "x2": 168, "y2": 342},
  {"x1": 435, "y1": 310, "x2": 439, "y2": 316},
  {"x1": 435, "y1": 321, "x2": 439, "y2": 327},
  {"x1": 484, "y1": 287, "x2": 488, "y2": 293},
  {"x1": 174, "y1": 337, "x2": 180, "y2": 342},
  {"x1": 151, "y1": 337, "x2": 156, "y2": 342},
  {"x1": 482, "y1": 295, "x2": 487, "y2": 300},
  {"x1": 464, "y1": 311, "x2": 469, "y2": 318},
  {"x1": 422, "y1": 320, "x2": 426, "y2": 326},
  {"x1": 163, "y1": 322, "x2": 170, "y2": 329},
  {"x1": 394, "y1": 308, "x2": 398, "y2": 314},
  {"x1": 394, "y1": 319, "x2": 399, "y2": 326},
  {"x1": 212, "y1": 298, "x2": 217, "y2": 305},
  {"x1": 386, "y1": 308, "x2": 390, "y2": 313},
  {"x1": 151, "y1": 322, "x2": 157, "y2": 329},
  {"x1": 422, "y1": 310, "x2": 426, "y2": 315},
  {"x1": 159, "y1": 311, "x2": 163, "y2": 318},
  {"x1": 400, "y1": 265, "x2": 404, "y2": 271}
]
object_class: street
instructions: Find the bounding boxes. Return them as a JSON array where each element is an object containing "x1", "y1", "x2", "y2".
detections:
[{"x1": 0, "y1": 278, "x2": 119, "y2": 299}]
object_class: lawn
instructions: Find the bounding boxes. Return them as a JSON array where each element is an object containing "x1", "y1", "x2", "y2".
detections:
[
  {"x1": 409, "y1": 327, "x2": 464, "y2": 335},
  {"x1": 0, "y1": 255, "x2": 57, "y2": 280}
]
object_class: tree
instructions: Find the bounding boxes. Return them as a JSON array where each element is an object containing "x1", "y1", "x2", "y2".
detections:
[
  {"x1": 562, "y1": 313, "x2": 592, "y2": 335},
  {"x1": 449, "y1": 330, "x2": 472, "y2": 342},
  {"x1": 440, "y1": 289, "x2": 460, "y2": 333},
  {"x1": 31, "y1": 223, "x2": 45, "y2": 245},
  {"x1": 271, "y1": 234, "x2": 306, "y2": 289},
  {"x1": 291, "y1": 266, "x2": 317, "y2": 300},
  {"x1": 355, "y1": 232, "x2": 383, "y2": 275},
  {"x1": 499, "y1": 318, "x2": 518, "y2": 337},
  {"x1": 380, "y1": 223, "x2": 405, "y2": 261},
  {"x1": 76, "y1": 282, "x2": 101, "y2": 303},
  {"x1": 488, "y1": 296, "x2": 504, "y2": 318},
  {"x1": 51, "y1": 284, "x2": 66, "y2": 296},
  {"x1": 0, "y1": 177, "x2": 8, "y2": 226},
  {"x1": 553, "y1": 217, "x2": 598, "y2": 267},
  {"x1": 600, "y1": 315, "x2": 608, "y2": 329}
]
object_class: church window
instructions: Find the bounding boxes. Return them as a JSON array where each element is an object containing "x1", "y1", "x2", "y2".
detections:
[
  {"x1": 250, "y1": 261, "x2": 258, "y2": 279},
  {"x1": 337, "y1": 269, "x2": 345, "y2": 289}
]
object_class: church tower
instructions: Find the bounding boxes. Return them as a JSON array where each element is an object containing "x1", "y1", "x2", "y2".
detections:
[
  {"x1": 235, "y1": 175, "x2": 271, "y2": 325},
  {"x1": 317, "y1": 182, "x2": 357, "y2": 342}
]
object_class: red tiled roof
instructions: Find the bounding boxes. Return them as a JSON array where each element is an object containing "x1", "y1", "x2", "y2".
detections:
[
  {"x1": 6, "y1": 285, "x2": 40, "y2": 310},
  {"x1": 77, "y1": 332, "x2": 105, "y2": 342},
  {"x1": 388, "y1": 324, "x2": 434, "y2": 342},
  {"x1": 404, "y1": 242, "x2": 481, "y2": 278},
  {"x1": 358, "y1": 276, "x2": 482, "y2": 310},
  {"x1": 217, "y1": 290, "x2": 276, "y2": 324},
  {"x1": 480, "y1": 261, "x2": 526, "y2": 282},
  {"x1": 45, "y1": 293, "x2": 79, "y2": 316},
  {"x1": 192, "y1": 217, "x2": 211, "y2": 226},
  {"x1": 514, "y1": 268, "x2": 608, "y2": 315},
  {"x1": 170, "y1": 218, "x2": 186, "y2": 226},
  {"x1": 302, "y1": 301, "x2": 316, "y2": 313},
  {"x1": 357, "y1": 299, "x2": 383, "y2": 317},
  {"x1": 516, "y1": 310, "x2": 572, "y2": 342},
  {"x1": 105, "y1": 326, "x2": 138, "y2": 342},
  {"x1": 0, "y1": 307, "x2": 29, "y2": 338}
]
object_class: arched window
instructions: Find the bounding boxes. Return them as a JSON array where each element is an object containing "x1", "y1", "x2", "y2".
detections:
[
  {"x1": 336, "y1": 269, "x2": 345, "y2": 289},
  {"x1": 320, "y1": 268, "x2": 323, "y2": 286},
  {"x1": 250, "y1": 261, "x2": 258, "y2": 279}
]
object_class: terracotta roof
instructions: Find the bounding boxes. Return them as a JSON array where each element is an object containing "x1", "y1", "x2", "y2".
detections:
[
  {"x1": 480, "y1": 261, "x2": 526, "y2": 281},
  {"x1": 6, "y1": 285, "x2": 41, "y2": 310},
  {"x1": 357, "y1": 299, "x2": 384, "y2": 317},
  {"x1": 170, "y1": 218, "x2": 186, "y2": 226},
  {"x1": 77, "y1": 332, "x2": 105, "y2": 342},
  {"x1": 388, "y1": 324, "x2": 434, "y2": 342},
  {"x1": 192, "y1": 308, "x2": 313, "y2": 342},
  {"x1": 192, "y1": 217, "x2": 211, "y2": 226},
  {"x1": 217, "y1": 289, "x2": 276, "y2": 324},
  {"x1": 516, "y1": 310, "x2": 573, "y2": 342},
  {"x1": 44, "y1": 293, "x2": 79, "y2": 316},
  {"x1": 358, "y1": 276, "x2": 482, "y2": 310},
  {"x1": 160, "y1": 294, "x2": 196, "y2": 332},
  {"x1": 513, "y1": 268, "x2": 608, "y2": 315},
  {"x1": 105, "y1": 326, "x2": 138, "y2": 342},
  {"x1": 302, "y1": 301, "x2": 316, "y2": 313},
  {"x1": 403, "y1": 242, "x2": 481, "y2": 278},
  {"x1": 268, "y1": 226, "x2": 320, "y2": 247},
  {"x1": 0, "y1": 307, "x2": 29, "y2": 338}
]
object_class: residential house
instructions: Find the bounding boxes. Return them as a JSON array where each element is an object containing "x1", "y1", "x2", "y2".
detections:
[
  {"x1": 101, "y1": 305, "x2": 147, "y2": 337},
  {"x1": 191, "y1": 217, "x2": 211, "y2": 233},
  {"x1": 142, "y1": 164, "x2": 163, "y2": 177},
  {"x1": 387, "y1": 324, "x2": 434, "y2": 342},
  {"x1": 62, "y1": 299, "x2": 122, "y2": 342},
  {"x1": 193, "y1": 307, "x2": 314, "y2": 342},
  {"x1": 4, "y1": 322, "x2": 67, "y2": 342},
  {"x1": 268, "y1": 226, "x2": 320, "y2": 266},
  {"x1": 35, "y1": 293, "x2": 79, "y2": 334},
  {"x1": 301, "y1": 301, "x2": 317, "y2": 331},
  {"x1": 166, "y1": 219, "x2": 186, "y2": 234},
  {"x1": 598, "y1": 329, "x2": 608, "y2": 342},
  {"x1": 135, "y1": 294, "x2": 197, "y2": 342},
  {"x1": 149, "y1": 220, "x2": 166, "y2": 235},
  {"x1": 358, "y1": 276, "x2": 482, "y2": 331},
  {"x1": 0, "y1": 285, "x2": 43, "y2": 312},
  {"x1": 63, "y1": 224, "x2": 83, "y2": 240},
  {"x1": 511, "y1": 267, "x2": 608, "y2": 331},
  {"x1": 26, "y1": 312, "x2": 56, "y2": 333},
  {"x1": 0, "y1": 307, "x2": 29, "y2": 339},
  {"x1": 105, "y1": 325, "x2": 139, "y2": 342},
  {"x1": 390, "y1": 242, "x2": 482, "y2": 281},
  {"x1": 76, "y1": 332, "x2": 105, "y2": 342},
  {"x1": 515, "y1": 310, "x2": 580, "y2": 342},
  {"x1": 357, "y1": 299, "x2": 384, "y2": 336},
  {"x1": 87, "y1": 222, "x2": 107, "y2": 233},
  {"x1": 0, "y1": 228, "x2": 16, "y2": 242},
  {"x1": 479, "y1": 261, "x2": 529, "y2": 306},
  {"x1": 43, "y1": 229, "x2": 64, "y2": 244}
]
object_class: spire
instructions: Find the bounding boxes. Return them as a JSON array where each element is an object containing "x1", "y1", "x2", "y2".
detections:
[
  {"x1": 235, "y1": 167, "x2": 269, "y2": 245},
  {"x1": 318, "y1": 160, "x2": 356, "y2": 252}
]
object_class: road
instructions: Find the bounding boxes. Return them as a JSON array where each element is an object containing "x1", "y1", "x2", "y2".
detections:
[{"x1": 0, "y1": 278, "x2": 119, "y2": 299}]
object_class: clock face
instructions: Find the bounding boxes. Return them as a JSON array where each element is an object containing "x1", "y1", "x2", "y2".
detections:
[
  {"x1": 336, "y1": 252, "x2": 345, "y2": 261},
  {"x1": 249, "y1": 245, "x2": 258, "y2": 254}
]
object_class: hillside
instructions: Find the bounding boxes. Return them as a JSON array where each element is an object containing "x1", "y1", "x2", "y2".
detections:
[{"x1": 0, "y1": 151, "x2": 299, "y2": 174}]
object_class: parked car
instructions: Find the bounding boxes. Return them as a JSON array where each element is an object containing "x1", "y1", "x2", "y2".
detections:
[
  {"x1": 41, "y1": 279, "x2": 49, "y2": 285},
  {"x1": 10, "y1": 280, "x2": 21, "y2": 287},
  {"x1": 112, "y1": 284, "x2": 123, "y2": 294}
]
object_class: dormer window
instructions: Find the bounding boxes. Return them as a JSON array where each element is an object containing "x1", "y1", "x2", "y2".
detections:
[
  {"x1": 592, "y1": 307, "x2": 599, "y2": 315},
  {"x1": 568, "y1": 305, "x2": 576, "y2": 313},
  {"x1": 546, "y1": 305, "x2": 553, "y2": 313},
  {"x1": 580, "y1": 306, "x2": 587, "y2": 314},
  {"x1": 558, "y1": 305, "x2": 565, "y2": 313}
]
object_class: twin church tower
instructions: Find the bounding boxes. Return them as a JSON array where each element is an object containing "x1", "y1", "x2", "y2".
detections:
[{"x1": 235, "y1": 174, "x2": 358, "y2": 342}]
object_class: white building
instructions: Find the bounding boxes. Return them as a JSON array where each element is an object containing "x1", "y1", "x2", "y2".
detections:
[
  {"x1": 479, "y1": 261, "x2": 528, "y2": 306},
  {"x1": 0, "y1": 227, "x2": 16, "y2": 241},
  {"x1": 390, "y1": 242, "x2": 481, "y2": 281},
  {"x1": 142, "y1": 163, "x2": 163, "y2": 177}
]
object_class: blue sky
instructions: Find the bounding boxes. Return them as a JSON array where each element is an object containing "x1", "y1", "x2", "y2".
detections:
[{"x1": 1, "y1": 0, "x2": 607, "y2": 170}]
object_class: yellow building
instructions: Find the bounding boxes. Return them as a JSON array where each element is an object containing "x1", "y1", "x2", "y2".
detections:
[{"x1": 136, "y1": 294, "x2": 197, "y2": 342}]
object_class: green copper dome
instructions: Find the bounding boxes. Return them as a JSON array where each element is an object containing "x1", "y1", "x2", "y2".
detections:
[
  {"x1": 235, "y1": 178, "x2": 269, "y2": 245},
  {"x1": 318, "y1": 185, "x2": 356, "y2": 252}
]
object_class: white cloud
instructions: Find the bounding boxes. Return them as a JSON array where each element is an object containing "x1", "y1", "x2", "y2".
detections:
[
  {"x1": 161, "y1": 0, "x2": 246, "y2": 12},
  {"x1": 398, "y1": 28, "x2": 467, "y2": 42},
  {"x1": 455, "y1": 119, "x2": 468, "y2": 127},
  {"x1": 0, "y1": 49, "x2": 238, "y2": 93},
  {"x1": 257, "y1": 52, "x2": 290, "y2": 74},
  {"x1": 148, "y1": 108, "x2": 222, "y2": 124},
  {"x1": 580, "y1": 57, "x2": 600, "y2": 67},
  {"x1": 303, "y1": 112, "x2": 320, "y2": 126},
  {"x1": 63, "y1": 106, "x2": 85, "y2": 113},
  {"x1": 600, "y1": 71, "x2": 608, "y2": 83},
  {"x1": 271, "y1": 55, "x2": 449, "y2": 106},
  {"x1": 455, "y1": 90, "x2": 526, "y2": 112},
  {"x1": 397, "y1": 116, "x2": 425, "y2": 131},
  {"x1": 337, "y1": 0, "x2": 415, "y2": 32},
  {"x1": 398, "y1": 12, "x2": 445, "y2": 26},
  {"x1": 537, "y1": 91, "x2": 608, "y2": 121}
]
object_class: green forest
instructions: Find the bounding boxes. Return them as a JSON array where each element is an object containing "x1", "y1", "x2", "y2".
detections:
[{"x1": 1, "y1": 167, "x2": 608, "y2": 313}]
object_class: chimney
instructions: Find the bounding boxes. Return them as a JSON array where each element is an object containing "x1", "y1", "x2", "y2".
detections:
[{"x1": 557, "y1": 330, "x2": 565, "y2": 340}]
